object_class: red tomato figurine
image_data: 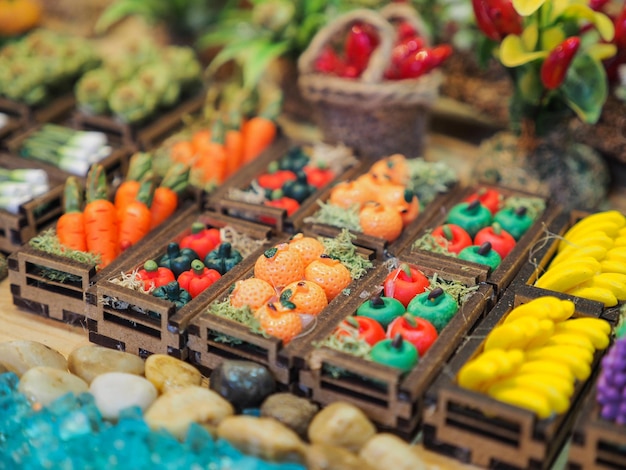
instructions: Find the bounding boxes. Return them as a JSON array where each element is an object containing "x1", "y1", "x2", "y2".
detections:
[
  {"x1": 336, "y1": 316, "x2": 386, "y2": 346},
  {"x1": 474, "y1": 222, "x2": 516, "y2": 259},
  {"x1": 303, "y1": 163, "x2": 334, "y2": 188},
  {"x1": 387, "y1": 314, "x2": 438, "y2": 357},
  {"x1": 383, "y1": 263, "x2": 429, "y2": 307},
  {"x1": 431, "y1": 224, "x2": 473, "y2": 254},
  {"x1": 464, "y1": 187, "x2": 503, "y2": 215},
  {"x1": 177, "y1": 260, "x2": 221, "y2": 298},
  {"x1": 179, "y1": 222, "x2": 221, "y2": 260}
]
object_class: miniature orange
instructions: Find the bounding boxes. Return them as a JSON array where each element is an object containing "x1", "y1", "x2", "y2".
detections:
[
  {"x1": 328, "y1": 181, "x2": 370, "y2": 209},
  {"x1": 282, "y1": 280, "x2": 328, "y2": 315},
  {"x1": 359, "y1": 202, "x2": 404, "y2": 242},
  {"x1": 229, "y1": 277, "x2": 277, "y2": 310},
  {"x1": 369, "y1": 154, "x2": 409, "y2": 185},
  {"x1": 288, "y1": 233, "x2": 325, "y2": 267},
  {"x1": 256, "y1": 301, "x2": 303, "y2": 344},
  {"x1": 375, "y1": 184, "x2": 420, "y2": 226},
  {"x1": 304, "y1": 255, "x2": 352, "y2": 301},
  {"x1": 254, "y1": 243, "x2": 305, "y2": 289}
]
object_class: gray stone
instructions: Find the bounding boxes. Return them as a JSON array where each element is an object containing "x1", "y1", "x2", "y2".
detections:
[
  {"x1": 260, "y1": 392, "x2": 319, "y2": 439},
  {"x1": 209, "y1": 360, "x2": 276, "y2": 410},
  {"x1": 308, "y1": 402, "x2": 377, "y2": 453}
]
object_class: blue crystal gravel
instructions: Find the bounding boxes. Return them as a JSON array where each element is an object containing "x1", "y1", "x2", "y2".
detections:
[{"x1": 0, "y1": 372, "x2": 305, "y2": 470}]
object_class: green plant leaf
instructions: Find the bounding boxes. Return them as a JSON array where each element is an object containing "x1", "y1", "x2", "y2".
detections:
[
  {"x1": 95, "y1": 1, "x2": 159, "y2": 34},
  {"x1": 499, "y1": 34, "x2": 546, "y2": 67},
  {"x1": 242, "y1": 40, "x2": 291, "y2": 90},
  {"x1": 512, "y1": 0, "x2": 545, "y2": 16},
  {"x1": 206, "y1": 37, "x2": 267, "y2": 75},
  {"x1": 560, "y1": 52, "x2": 607, "y2": 124}
]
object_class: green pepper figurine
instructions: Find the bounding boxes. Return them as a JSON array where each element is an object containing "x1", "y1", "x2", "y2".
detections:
[
  {"x1": 370, "y1": 334, "x2": 419, "y2": 372},
  {"x1": 458, "y1": 241, "x2": 502, "y2": 271},
  {"x1": 446, "y1": 200, "x2": 493, "y2": 238},
  {"x1": 158, "y1": 242, "x2": 200, "y2": 278},
  {"x1": 356, "y1": 294, "x2": 405, "y2": 329},
  {"x1": 204, "y1": 242, "x2": 243, "y2": 275},
  {"x1": 406, "y1": 287, "x2": 459, "y2": 333},
  {"x1": 494, "y1": 206, "x2": 534, "y2": 240},
  {"x1": 152, "y1": 280, "x2": 192, "y2": 309}
]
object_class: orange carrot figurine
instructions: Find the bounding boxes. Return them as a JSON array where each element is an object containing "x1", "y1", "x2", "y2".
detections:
[
  {"x1": 114, "y1": 152, "x2": 152, "y2": 212},
  {"x1": 84, "y1": 164, "x2": 119, "y2": 268},
  {"x1": 150, "y1": 162, "x2": 189, "y2": 229},
  {"x1": 242, "y1": 85, "x2": 281, "y2": 163},
  {"x1": 56, "y1": 176, "x2": 87, "y2": 252},
  {"x1": 118, "y1": 177, "x2": 154, "y2": 251}
]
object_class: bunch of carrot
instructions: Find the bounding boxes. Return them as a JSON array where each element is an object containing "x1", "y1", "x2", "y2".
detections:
[
  {"x1": 56, "y1": 154, "x2": 190, "y2": 269},
  {"x1": 168, "y1": 83, "x2": 281, "y2": 188}
]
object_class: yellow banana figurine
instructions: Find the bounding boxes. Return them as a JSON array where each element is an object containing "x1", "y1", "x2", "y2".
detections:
[
  {"x1": 554, "y1": 318, "x2": 611, "y2": 349},
  {"x1": 526, "y1": 345, "x2": 593, "y2": 381},
  {"x1": 517, "y1": 359, "x2": 575, "y2": 382},
  {"x1": 566, "y1": 285, "x2": 618, "y2": 307},
  {"x1": 534, "y1": 257, "x2": 600, "y2": 292},
  {"x1": 487, "y1": 384, "x2": 553, "y2": 419}
]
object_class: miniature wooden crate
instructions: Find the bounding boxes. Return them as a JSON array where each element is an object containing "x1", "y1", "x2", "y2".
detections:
[
  {"x1": 568, "y1": 383, "x2": 626, "y2": 470},
  {"x1": 0, "y1": 114, "x2": 25, "y2": 146},
  {"x1": 295, "y1": 250, "x2": 493, "y2": 435},
  {"x1": 511, "y1": 210, "x2": 622, "y2": 324},
  {"x1": 402, "y1": 183, "x2": 561, "y2": 296},
  {"x1": 208, "y1": 139, "x2": 364, "y2": 235},
  {"x1": 0, "y1": 94, "x2": 76, "y2": 127},
  {"x1": 7, "y1": 197, "x2": 198, "y2": 325},
  {"x1": 422, "y1": 289, "x2": 606, "y2": 470},
  {"x1": 187, "y1": 235, "x2": 379, "y2": 386},
  {"x1": 72, "y1": 93, "x2": 204, "y2": 151},
  {"x1": 296, "y1": 171, "x2": 459, "y2": 260},
  {"x1": 85, "y1": 210, "x2": 274, "y2": 361}
]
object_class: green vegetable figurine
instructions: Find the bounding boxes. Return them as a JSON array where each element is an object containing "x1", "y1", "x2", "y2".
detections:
[
  {"x1": 356, "y1": 294, "x2": 405, "y2": 329},
  {"x1": 446, "y1": 200, "x2": 492, "y2": 238},
  {"x1": 494, "y1": 206, "x2": 533, "y2": 240},
  {"x1": 282, "y1": 171, "x2": 316, "y2": 204},
  {"x1": 407, "y1": 287, "x2": 459, "y2": 333},
  {"x1": 458, "y1": 241, "x2": 502, "y2": 271},
  {"x1": 204, "y1": 242, "x2": 243, "y2": 275},
  {"x1": 152, "y1": 280, "x2": 192, "y2": 309},
  {"x1": 158, "y1": 242, "x2": 200, "y2": 278},
  {"x1": 370, "y1": 334, "x2": 419, "y2": 372}
]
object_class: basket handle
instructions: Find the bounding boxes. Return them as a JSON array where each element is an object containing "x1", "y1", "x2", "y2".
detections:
[
  {"x1": 298, "y1": 8, "x2": 396, "y2": 84},
  {"x1": 379, "y1": 2, "x2": 431, "y2": 45}
]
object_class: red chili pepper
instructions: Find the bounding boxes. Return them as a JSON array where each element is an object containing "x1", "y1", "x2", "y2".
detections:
[
  {"x1": 179, "y1": 222, "x2": 221, "y2": 260},
  {"x1": 315, "y1": 45, "x2": 344, "y2": 74},
  {"x1": 386, "y1": 36, "x2": 427, "y2": 79},
  {"x1": 177, "y1": 260, "x2": 221, "y2": 298},
  {"x1": 257, "y1": 169, "x2": 297, "y2": 190},
  {"x1": 383, "y1": 263, "x2": 430, "y2": 307},
  {"x1": 471, "y1": 0, "x2": 523, "y2": 42},
  {"x1": 614, "y1": 6, "x2": 626, "y2": 49},
  {"x1": 136, "y1": 260, "x2": 175, "y2": 291},
  {"x1": 540, "y1": 37, "x2": 581, "y2": 90},
  {"x1": 259, "y1": 196, "x2": 300, "y2": 225},
  {"x1": 336, "y1": 316, "x2": 386, "y2": 346},
  {"x1": 397, "y1": 20, "x2": 419, "y2": 41},
  {"x1": 474, "y1": 222, "x2": 516, "y2": 259},
  {"x1": 345, "y1": 22, "x2": 379, "y2": 76},
  {"x1": 428, "y1": 44, "x2": 453, "y2": 68},
  {"x1": 431, "y1": 224, "x2": 473, "y2": 254},
  {"x1": 398, "y1": 48, "x2": 434, "y2": 79},
  {"x1": 387, "y1": 314, "x2": 439, "y2": 357},
  {"x1": 589, "y1": 0, "x2": 610, "y2": 11},
  {"x1": 464, "y1": 187, "x2": 503, "y2": 215},
  {"x1": 303, "y1": 163, "x2": 335, "y2": 188}
]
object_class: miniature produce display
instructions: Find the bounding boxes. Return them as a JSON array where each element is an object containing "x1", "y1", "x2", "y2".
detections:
[
  {"x1": 319, "y1": 262, "x2": 474, "y2": 372},
  {"x1": 413, "y1": 187, "x2": 545, "y2": 268},
  {"x1": 0, "y1": 29, "x2": 99, "y2": 105},
  {"x1": 534, "y1": 210, "x2": 626, "y2": 307},
  {"x1": 306, "y1": 153, "x2": 456, "y2": 242},
  {"x1": 596, "y1": 314, "x2": 626, "y2": 424},
  {"x1": 16, "y1": 125, "x2": 112, "y2": 176},
  {"x1": 206, "y1": 231, "x2": 372, "y2": 344},
  {"x1": 0, "y1": 167, "x2": 50, "y2": 213},
  {"x1": 75, "y1": 42, "x2": 201, "y2": 123},
  {"x1": 458, "y1": 296, "x2": 611, "y2": 419}
]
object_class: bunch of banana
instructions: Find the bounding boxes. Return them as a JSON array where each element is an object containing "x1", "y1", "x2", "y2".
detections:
[
  {"x1": 535, "y1": 210, "x2": 626, "y2": 307},
  {"x1": 457, "y1": 296, "x2": 611, "y2": 419}
]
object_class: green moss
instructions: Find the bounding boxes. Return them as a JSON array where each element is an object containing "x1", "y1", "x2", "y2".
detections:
[
  {"x1": 29, "y1": 229, "x2": 101, "y2": 266},
  {"x1": 406, "y1": 159, "x2": 458, "y2": 205},
  {"x1": 207, "y1": 298, "x2": 266, "y2": 337},
  {"x1": 503, "y1": 196, "x2": 545, "y2": 221},
  {"x1": 304, "y1": 200, "x2": 361, "y2": 232},
  {"x1": 411, "y1": 229, "x2": 456, "y2": 256},
  {"x1": 319, "y1": 229, "x2": 373, "y2": 280}
]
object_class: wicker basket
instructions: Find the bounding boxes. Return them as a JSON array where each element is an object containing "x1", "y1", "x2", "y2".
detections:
[{"x1": 298, "y1": 5, "x2": 442, "y2": 160}]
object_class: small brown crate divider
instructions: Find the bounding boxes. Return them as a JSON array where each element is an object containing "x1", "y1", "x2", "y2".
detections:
[
  {"x1": 72, "y1": 93, "x2": 204, "y2": 151},
  {"x1": 0, "y1": 114, "x2": 25, "y2": 146},
  {"x1": 295, "y1": 250, "x2": 493, "y2": 435},
  {"x1": 422, "y1": 289, "x2": 606, "y2": 470},
  {"x1": 298, "y1": 173, "x2": 459, "y2": 261},
  {"x1": 85, "y1": 210, "x2": 274, "y2": 361},
  {"x1": 511, "y1": 210, "x2": 622, "y2": 324},
  {"x1": 568, "y1": 383, "x2": 626, "y2": 470},
  {"x1": 403, "y1": 183, "x2": 561, "y2": 296},
  {"x1": 0, "y1": 153, "x2": 69, "y2": 253},
  {"x1": 209, "y1": 139, "x2": 364, "y2": 235},
  {"x1": 187, "y1": 234, "x2": 379, "y2": 386},
  {"x1": 7, "y1": 197, "x2": 197, "y2": 325},
  {"x1": 0, "y1": 94, "x2": 76, "y2": 128}
]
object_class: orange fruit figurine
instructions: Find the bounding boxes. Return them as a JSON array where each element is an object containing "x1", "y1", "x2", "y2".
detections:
[
  {"x1": 282, "y1": 280, "x2": 328, "y2": 315},
  {"x1": 359, "y1": 201, "x2": 404, "y2": 242},
  {"x1": 230, "y1": 277, "x2": 277, "y2": 310},
  {"x1": 256, "y1": 301, "x2": 303, "y2": 344},
  {"x1": 254, "y1": 243, "x2": 305, "y2": 289},
  {"x1": 329, "y1": 181, "x2": 370, "y2": 209},
  {"x1": 288, "y1": 233, "x2": 325, "y2": 267},
  {"x1": 375, "y1": 184, "x2": 420, "y2": 226},
  {"x1": 369, "y1": 154, "x2": 409, "y2": 185},
  {"x1": 305, "y1": 255, "x2": 352, "y2": 301}
]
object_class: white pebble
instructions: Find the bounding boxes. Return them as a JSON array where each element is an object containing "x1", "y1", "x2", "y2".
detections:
[
  {"x1": 18, "y1": 366, "x2": 88, "y2": 407},
  {"x1": 89, "y1": 372, "x2": 157, "y2": 421}
]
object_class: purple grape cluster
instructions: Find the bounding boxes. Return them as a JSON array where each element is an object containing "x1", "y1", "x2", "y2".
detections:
[{"x1": 596, "y1": 323, "x2": 626, "y2": 425}]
